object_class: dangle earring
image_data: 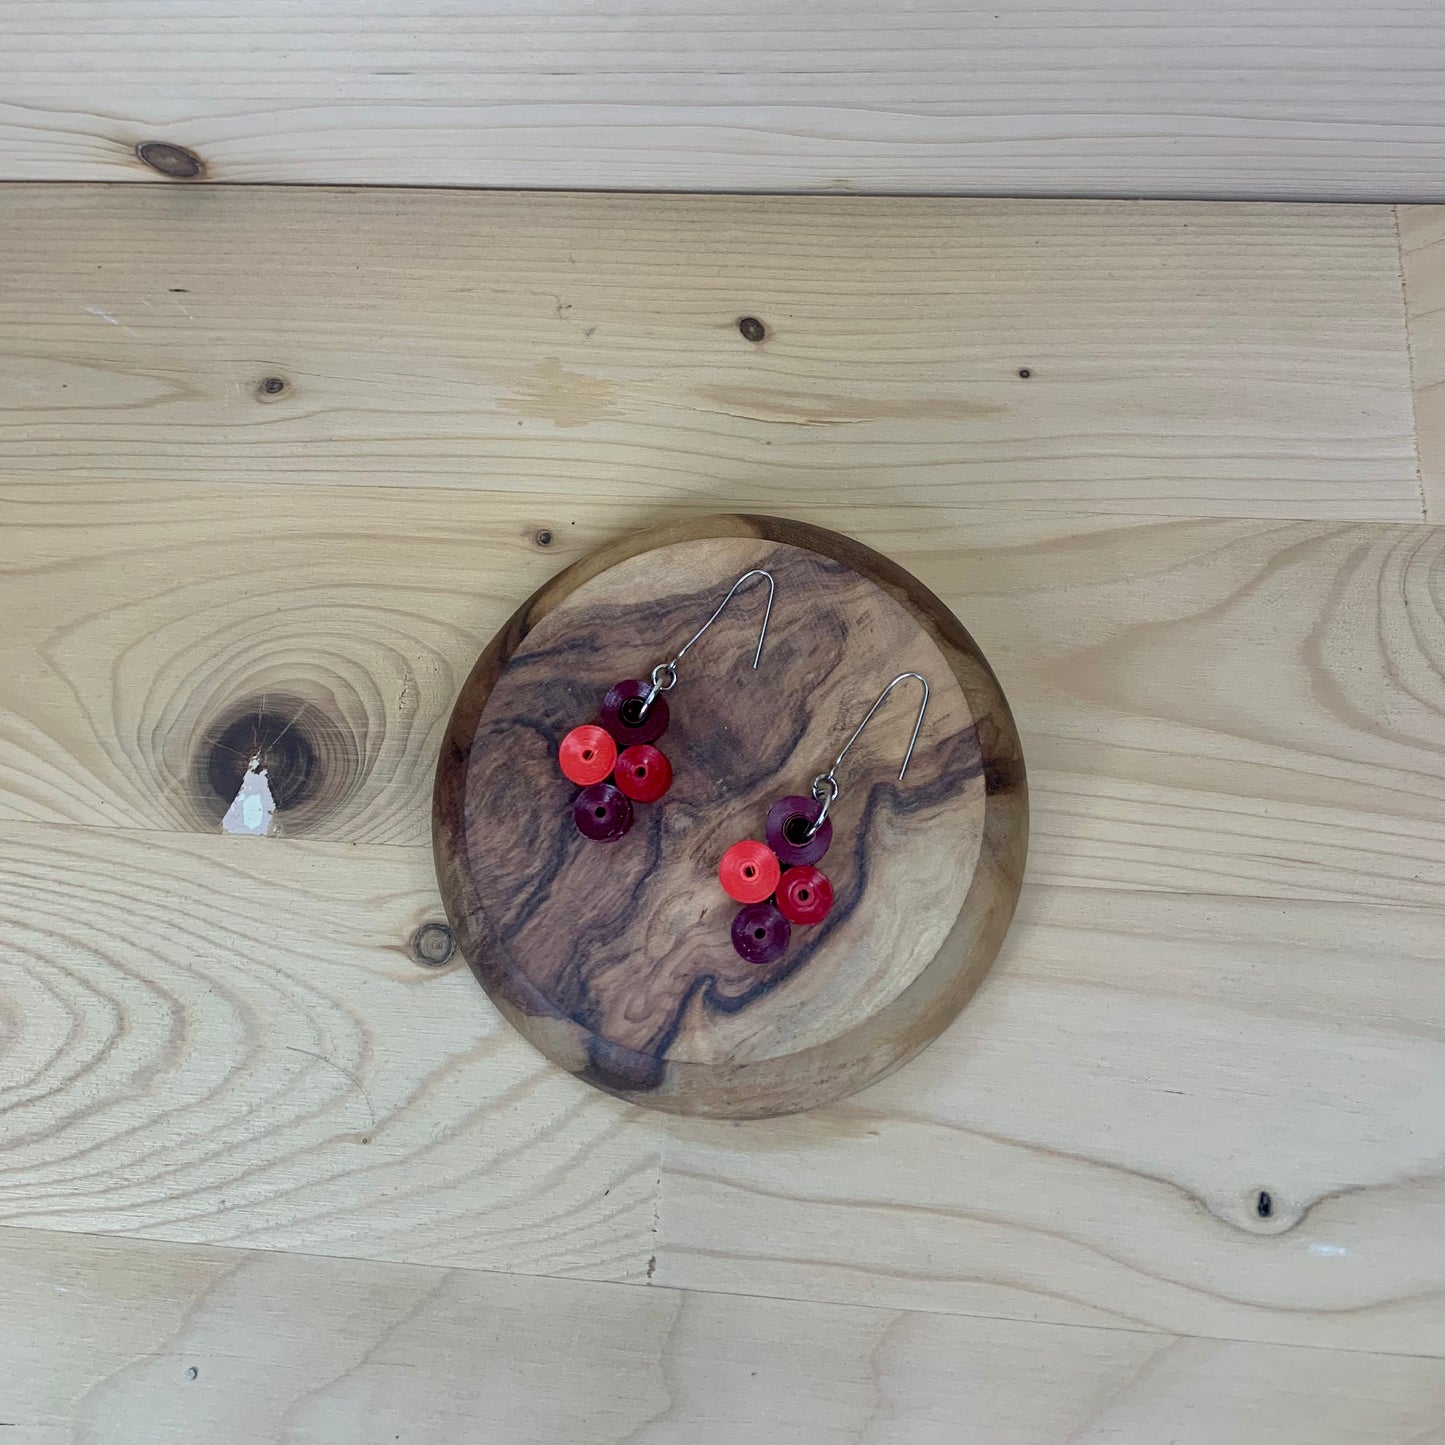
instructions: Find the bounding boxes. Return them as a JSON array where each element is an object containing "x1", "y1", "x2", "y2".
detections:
[
  {"x1": 717, "y1": 672, "x2": 929, "y2": 962},
  {"x1": 557, "y1": 569, "x2": 776, "y2": 841}
]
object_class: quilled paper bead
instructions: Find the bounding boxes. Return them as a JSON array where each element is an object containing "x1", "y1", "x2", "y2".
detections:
[
  {"x1": 776, "y1": 865, "x2": 833, "y2": 926},
  {"x1": 731, "y1": 901, "x2": 791, "y2": 965},
  {"x1": 718, "y1": 838, "x2": 781, "y2": 904},
  {"x1": 765, "y1": 794, "x2": 832, "y2": 867},
  {"x1": 557, "y1": 725, "x2": 618, "y2": 787},
  {"x1": 600, "y1": 679, "x2": 669, "y2": 746},
  {"x1": 573, "y1": 781, "x2": 633, "y2": 841},
  {"x1": 614, "y1": 744, "x2": 673, "y2": 803}
]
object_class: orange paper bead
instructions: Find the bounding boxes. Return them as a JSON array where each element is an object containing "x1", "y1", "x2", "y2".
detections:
[
  {"x1": 558, "y1": 725, "x2": 617, "y2": 786},
  {"x1": 718, "y1": 839, "x2": 781, "y2": 904}
]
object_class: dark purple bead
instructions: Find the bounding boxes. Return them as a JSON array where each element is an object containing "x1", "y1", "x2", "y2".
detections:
[
  {"x1": 766, "y1": 794, "x2": 832, "y2": 866},
  {"x1": 573, "y1": 782, "x2": 633, "y2": 841},
  {"x1": 731, "y1": 901, "x2": 791, "y2": 965},
  {"x1": 599, "y1": 679, "x2": 669, "y2": 746}
]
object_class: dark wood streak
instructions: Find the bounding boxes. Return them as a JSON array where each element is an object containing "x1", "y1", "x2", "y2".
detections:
[{"x1": 434, "y1": 514, "x2": 1027, "y2": 1118}]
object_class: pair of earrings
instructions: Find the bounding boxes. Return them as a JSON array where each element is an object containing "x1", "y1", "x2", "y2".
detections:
[{"x1": 555, "y1": 571, "x2": 929, "y2": 965}]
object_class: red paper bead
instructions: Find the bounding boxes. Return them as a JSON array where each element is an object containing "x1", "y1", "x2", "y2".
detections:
[
  {"x1": 777, "y1": 865, "x2": 833, "y2": 926},
  {"x1": 718, "y1": 839, "x2": 781, "y2": 904},
  {"x1": 614, "y1": 744, "x2": 672, "y2": 803},
  {"x1": 558, "y1": 725, "x2": 617, "y2": 786}
]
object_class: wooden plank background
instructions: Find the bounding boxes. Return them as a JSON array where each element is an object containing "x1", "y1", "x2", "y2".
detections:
[
  {"x1": 0, "y1": 1, "x2": 1443, "y2": 199},
  {"x1": 0, "y1": 190, "x2": 1422, "y2": 519},
  {"x1": 1403, "y1": 205, "x2": 1445, "y2": 515},
  {"x1": 10, "y1": 1227, "x2": 1445, "y2": 1445},
  {"x1": 1, "y1": 184, "x2": 1444, "y2": 1438}
]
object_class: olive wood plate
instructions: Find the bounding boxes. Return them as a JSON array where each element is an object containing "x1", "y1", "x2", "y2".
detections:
[{"x1": 433, "y1": 514, "x2": 1026, "y2": 1117}]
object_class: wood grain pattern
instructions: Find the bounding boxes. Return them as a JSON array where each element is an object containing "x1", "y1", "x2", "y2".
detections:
[
  {"x1": 655, "y1": 882, "x2": 1445, "y2": 1355},
  {"x1": 1401, "y1": 205, "x2": 1445, "y2": 518},
  {"x1": 0, "y1": 819, "x2": 657, "y2": 1280},
  {"x1": 5, "y1": 819, "x2": 1444, "y2": 1355},
  {"x1": 1, "y1": 2, "x2": 1443, "y2": 199},
  {"x1": 7, "y1": 1226, "x2": 1445, "y2": 1445},
  {"x1": 1, "y1": 182, "x2": 1442, "y2": 1436},
  {"x1": 4, "y1": 486, "x2": 1441, "y2": 911},
  {"x1": 930, "y1": 508, "x2": 1445, "y2": 909},
  {"x1": 435, "y1": 516, "x2": 1025, "y2": 1115},
  {"x1": 0, "y1": 185, "x2": 1423, "y2": 521}
]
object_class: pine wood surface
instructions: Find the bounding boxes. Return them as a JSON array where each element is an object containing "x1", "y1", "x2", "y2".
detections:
[
  {"x1": 2, "y1": 185, "x2": 1444, "y2": 1439},
  {"x1": 0, "y1": 188, "x2": 1423, "y2": 521},
  {"x1": 6, "y1": 1225, "x2": 1445, "y2": 1445},
  {"x1": 5, "y1": 488, "x2": 1441, "y2": 907},
  {"x1": 1, "y1": 1, "x2": 1443, "y2": 200},
  {"x1": 1401, "y1": 205, "x2": 1445, "y2": 519}
]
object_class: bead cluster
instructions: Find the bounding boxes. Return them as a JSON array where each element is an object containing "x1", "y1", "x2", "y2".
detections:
[
  {"x1": 558, "y1": 679, "x2": 674, "y2": 840},
  {"x1": 717, "y1": 794, "x2": 836, "y2": 963}
]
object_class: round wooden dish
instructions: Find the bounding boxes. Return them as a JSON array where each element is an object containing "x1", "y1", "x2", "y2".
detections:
[{"x1": 434, "y1": 515, "x2": 1027, "y2": 1117}]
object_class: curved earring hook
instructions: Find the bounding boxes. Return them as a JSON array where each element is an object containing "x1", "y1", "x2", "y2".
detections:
[
  {"x1": 807, "y1": 671, "x2": 930, "y2": 835},
  {"x1": 639, "y1": 569, "x2": 775, "y2": 713}
]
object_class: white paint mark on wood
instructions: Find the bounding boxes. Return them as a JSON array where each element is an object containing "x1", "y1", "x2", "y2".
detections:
[
  {"x1": 221, "y1": 755, "x2": 276, "y2": 837},
  {"x1": 84, "y1": 305, "x2": 137, "y2": 336}
]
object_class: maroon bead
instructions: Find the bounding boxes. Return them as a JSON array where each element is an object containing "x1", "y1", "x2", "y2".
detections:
[
  {"x1": 573, "y1": 782, "x2": 633, "y2": 841},
  {"x1": 766, "y1": 794, "x2": 832, "y2": 866},
  {"x1": 731, "y1": 901, "x2": 791, "y2": 964},
  {"x1": 599, "y1": 679, "x2": 669, "y2": 746}
]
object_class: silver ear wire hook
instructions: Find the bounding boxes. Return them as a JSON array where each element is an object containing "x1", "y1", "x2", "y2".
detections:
[
  {"x1": 639, "y1": 569, "x2": 776, "y2": 715},
  {"x1": 806, "y1": 671, "x2": 930, "y2": 835}
]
